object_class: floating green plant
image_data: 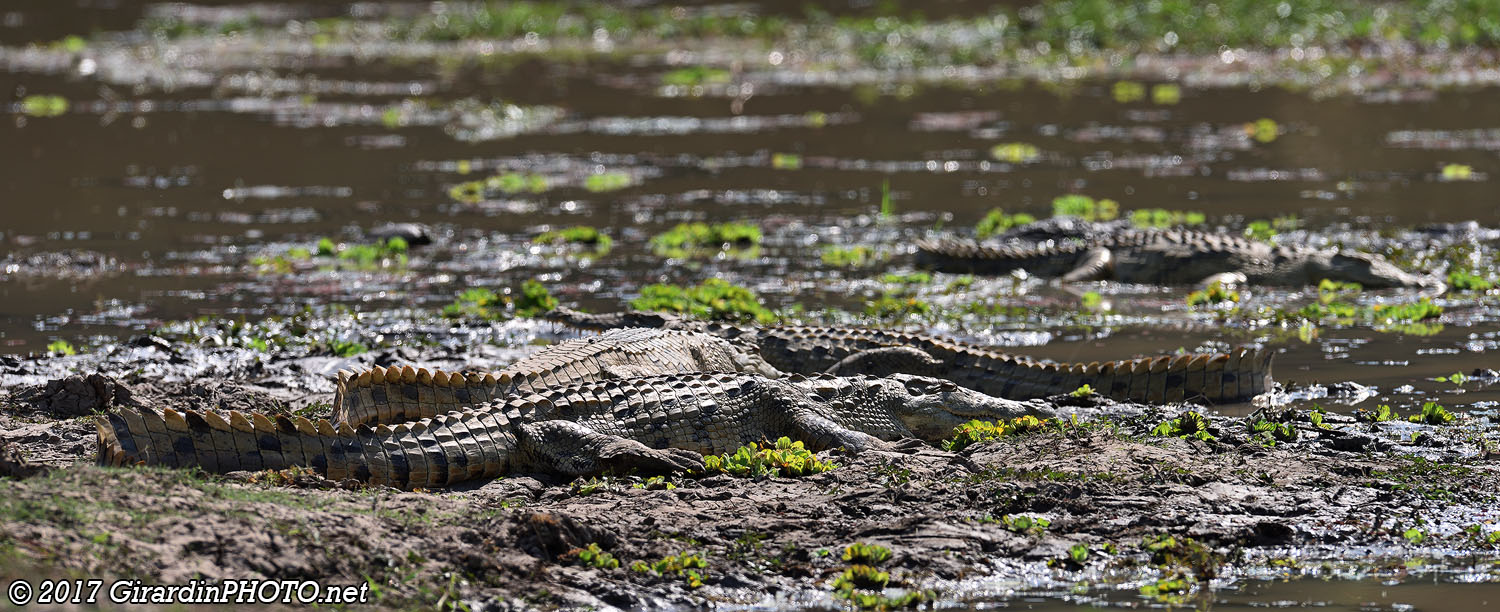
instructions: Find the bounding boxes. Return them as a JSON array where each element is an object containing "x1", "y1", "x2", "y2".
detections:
[
  {"x1": 771, "y1": 153, "x2": 802, "y2": 169},
  {"x1": 820, "y1": 245, "x2": 881, "y2": 267},
  {"x1": 1186, "y1": 282, "x2": 1240, "y2": 307},
  {"x1": 975, "y1": 208, "x2": 1036, "y2": 238},
  {"x1": 1129, "y1": 208, "x2": 1206, "y2": 228},
  {"x1": 998, "y1": 514, "x2": 1051, "y2": 536},
  {"x1": 865, "y1": 294, "x2": 932, "y2": 320},
  {"x1": 990, "y1": 142, "x2": 1040, "y2": 163},
  {"x1": 1356, "y1": 404, "x2": 1401, "y2": 423},
  {"x1": 1080, "y1": 290, "x2": 1104, "y2": 311},
  {"x1": 1111, "y1": 81, "x2": 1146, "y2": 103},
  {"x1": 441, "y1": 280, "x2": 557, "y2": 320},
  {"x1": 20, "y1": 95, "x2": 69, "y2": 118},
  {"x1": 1447, "y1": 270, "x2": 1494, "y2": 291},
  {"x1": 534, "y1": 225, "x2": 613, "y2": 255},
  {"x1": 648, "y1": 222, "x2": 761, "y2": 258},
  {"x1": 583, "y1": 171, "x2": 631, "y2": 192},
  {"x1": 1441, "y1": 163, "x2": 1476, "y2": 181},
  {"x1": 880, "y1": 272, "x2": 931, "y2": 285},
  {"x1": 699, "y1": 437, "x2": 836, "y2": 477},
  {"x1": 1151, "y1": 83, "x2": 1182, "y2": 105},
  {"x1": 630, "y1": 278, "x2": 776, "y2": 323},
  {"x1": 879, "y1": 178, "x2": 894, "y2": 218},
  {"x1": 1070, "y1": 384, "x2": 1095, "y2": 397},
  {"x1": 1051, "y1": 195, "x2": 1119, "y2": 222},
  {"x1": 45, "y1": 340, "x2": 77, "y2": 356},
  {"x1": 661, "y1": 66, "x2": 731, "y2": 87},
  {"x1": 1247, "y1": 118, "x2": 1279, "y2": 143}
]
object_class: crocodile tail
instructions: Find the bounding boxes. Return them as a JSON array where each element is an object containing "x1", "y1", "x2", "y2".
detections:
[
  {"x1": 993, "y1": 346, "x2": 1274, "y2": 404},
  {"x1": 95, "y1": 406, "x2": 512, "y2": 490},
  {"x1": 334, "y1": 366, "x2": 515, "y2": 427}
]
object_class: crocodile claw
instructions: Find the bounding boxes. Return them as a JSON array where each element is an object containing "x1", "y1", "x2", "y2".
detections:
[{"x1": 597, "y1": 441, "x2": 703, "y2": 475}]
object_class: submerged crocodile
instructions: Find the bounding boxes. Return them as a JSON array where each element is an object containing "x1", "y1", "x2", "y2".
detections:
[
  {"x1": 915, "y1": 230, "x2": 1442, "y2": 289},
  {"x1": 332, "y1": 327, "x2": 776, "y2": 427},
  {"x1": 546, "y1": 308, "x2": 1274, "y2": 404},
  {"x1": 96, "y1": 372, "x2": 1049, "y2": 489}
]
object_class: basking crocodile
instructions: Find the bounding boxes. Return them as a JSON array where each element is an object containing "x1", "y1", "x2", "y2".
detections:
[
  {"x1": 96, "y1": 372, "x2": 1049, "y2": 489},
  {"x1": 332, "y1": 327, "x2": 776, "y2": 427},
  {"x1": 545, "y1": 308, "x2": 1273, "y2": 404},
  {"x1": 915, "y1": 230, "x2": 1442, "y2": 289}
]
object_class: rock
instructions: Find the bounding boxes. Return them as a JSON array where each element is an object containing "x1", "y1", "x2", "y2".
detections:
[{"x1": 16, "y1": 373, "x2": 132, "y2": 417}]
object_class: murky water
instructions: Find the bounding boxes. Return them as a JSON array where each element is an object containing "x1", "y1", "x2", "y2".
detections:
[{"x1": 3, "y1": 2, "x2": 1500, "y2": 607}]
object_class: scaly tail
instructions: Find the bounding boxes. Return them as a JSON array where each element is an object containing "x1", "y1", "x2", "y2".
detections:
[
  {"x1": 333, "y1": 365, "x2": 517, "y2": 427},
  {"x1": 979, "y1": 346, "x2": 1273, "y2": 404},
  {"x1": 95, "y1": 406, "x2": 514, "y2": 490}
]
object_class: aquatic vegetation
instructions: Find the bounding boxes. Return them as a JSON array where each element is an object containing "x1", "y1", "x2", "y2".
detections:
[
  {"x1": 1051, "y1": 195, "x2": 1119, "y2": 222},
  {"x1": 325, "y1": 339, "x2": 368, "y2": 357},
  {"x1": 1144, "y1": 534, "x2": 1221, "y2": 578},
  {"x1": 1441, "y1": 163, "x2": 1477, "y2": 181},
  {"x1": 441, "y1": 281, "x2": 557, "y2": 320},
  {"x1": 631, "y1": 552, "x2": 708, "y2": 588},
  {"x1": 632, "y1": 475, "x2": 676, "y2": 491},
  {"x1": 771, "y1": 153, "x2": 802, "y2": 170},
  {"x1": 880, "y1": 272, "x2": 932, "y2": 285},
  {"x1": 1447, "y1": 270, "x2": 1494, "y2": 291},
  {"x1": 864, "y1": 294, "x2": 932, "y2": 320},
  {"x1": 1403, "y1": 528, "x2": 1427, "y2": 544},
  {"x1": 699, "y1": 437, "x2": 836, "y2": 478},
  {"x1": 1246, "y1": 118, "x2": 1280, "y2": 144},
  {"x1": 1249, "y1": 418, "x2": 1297, "y2": 446},
  {"x1": 879, "y1": 179, "x2": 894, "y2": 218},
  {"x1": 1356, "y1": 404, "x2": 1402, "y2": 423},
  {"x1": 534, "y1": 226, "x2": 613, "y2": 255},
  {"x1": 842, "y1": 542, "x2": 893, "y2": 565},
  {"x1": 1151, "y1": 411, "x2": 1216, "y2": 442},
  {"x1": 1129, "y1": 208, "x2": 1206, "y2": 228},
  {"x1": 1151, "y1": 84, "x2": 1182, "y2": 105},
  {"x1": 661, "y1": 66, "x2": 731, "y2": 87},
  {"x1": 1080, "y1": 291, "x2": 1104, "y2": 311},
  {"x1": 942, "y1": 416, "x2": 1051, "y2": 452},
  {"x1": 45, "y1": 340, "x2": 77, "y2": 356},
  {"x1": 989, "y1": 142, "x2": 1040, "y2": 163},
  {"x1": 630, "y1": 278, "x2": 776, "y2": 323},
  {"x1": 998, "y1": 514, "x2": 1051, "y2": 536},
  {"x1": 1070, "y1": 384, "x2": 1095, "y2": 398},
  {"x1": 1409, "y1": 402, "x2": 1456, "y2": 425},
  {"x1": 820, "y1": 245, "x2": 882, "y2": 268},
  {"x1": 1433, "y1": 372, "x2": 1470, "y2": 386},
  {"x1": 568, "y1": 543, "x2": 620, "y2": 569},
  {"x1": 1186, "y1": 282, "x2": 1240, "y2": 307},
  {"x1": 1281, "y1": 297, "x2": 1442, "y2": 327},
  {"x1": 20, "y1": 95, "x2": 69, "y2": 118},
  {"x1": 648, "y1": 222, "x2": 762, "y2": 258},
  {"x1": 583, "y1": 171, "x2": 632, "y2": 192},
  {"x1": 1244, "y1": 220, "x2": 1278, "y2": 242},
  {"x1": 975, "y1": 208, "x2": 1037, "y2": 239},
  {"x1": 311, "y1": 237, "x2": 409, "y2": 270},
  {"x1": 1111, "y1": 81, "x2": 1146, "y2": 103},
  {"x1": 833, "y1": 565, "x2": 889, "y2": 590}
]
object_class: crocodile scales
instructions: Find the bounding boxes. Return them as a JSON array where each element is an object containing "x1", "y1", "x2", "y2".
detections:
[
  {"x1": 915, "y1": 230, "x2": 1441, "y2": 289},
  {"x1": 332, "y1": 327, "x2": 776, "y2": 427},
  {"x1": 95, "y1": 372, "x2": 1050, "y2": 490},
  {"x1": 546, "y1": 308, "x2": 1274, "y2": 404}
]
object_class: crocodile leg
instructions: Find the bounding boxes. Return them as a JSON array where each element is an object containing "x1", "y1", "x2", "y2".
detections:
[
  {"x1": 823, "y1": 346, "x2": 945, "y2": 376},
  {"x1": 511, "y1": 420, "x2": 705, "y2": 476},
  {"x1": 1061, "y1": 247, "x2": 1113, "y2": 282}
]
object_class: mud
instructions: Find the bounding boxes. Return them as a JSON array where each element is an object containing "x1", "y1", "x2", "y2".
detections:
[{"x1": 0, "y1": 336, "x2": 1497, "y2": 610}]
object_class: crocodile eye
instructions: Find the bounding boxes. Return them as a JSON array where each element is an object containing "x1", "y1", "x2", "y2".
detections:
[
  {"x1": 938, "y1": 381, "x2": 958, "y2": 392},
  {"x1": 903, "y1": 379, "x2": 930, "y2": 395}
]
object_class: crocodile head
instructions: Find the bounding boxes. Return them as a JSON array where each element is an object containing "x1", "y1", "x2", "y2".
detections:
[
  {"x1": 876, "y1": 374, "x2": 1055, "y2": 442},
  {"x1": 1313, "y1": 251, "x2": 1445, "y2": 291}
]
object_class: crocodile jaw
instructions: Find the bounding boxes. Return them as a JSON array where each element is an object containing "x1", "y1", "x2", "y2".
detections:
[{"x1": 882, "y1": 374, "x2": 1055, "y2": 441}]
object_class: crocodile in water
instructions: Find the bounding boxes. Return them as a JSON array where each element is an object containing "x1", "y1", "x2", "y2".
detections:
[{"x1": 915, "y1": 230, "x2": 1441, "y2": 289}]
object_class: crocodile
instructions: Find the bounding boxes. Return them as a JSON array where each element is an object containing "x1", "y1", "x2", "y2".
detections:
[
  {"x1": 95, "y1": 372, "x2": 1050, "y2": 490},
  {"x1": 332, "y1": 327, "x2": 776, "y2": 427},
  {"x1": 915, "y1": 230, "x2": 1442, "y2": 290},
  {"x1": 544, "y1": 308, "x2": 1274, "y2": 404}
]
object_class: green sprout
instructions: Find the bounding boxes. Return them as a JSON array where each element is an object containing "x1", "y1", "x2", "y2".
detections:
[
  {"x1": 1152, "y1": 411, "x2": 1216, "y2": 442},
  {"x1": 976, "y1": 208, "x2": 1036, "y2": 239},
  {"x1": 699, "y1": 437, "x2": 836, "y2": 477},
  {"x1": 842, "y1": 542, "x2": 893, "y2": 565},
  {"x1": 46, "y1": 340, "x2": 77, "y2": 356},
  {"x1": 569, "y1": 543, "x2": 620, "y2": 569}
]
